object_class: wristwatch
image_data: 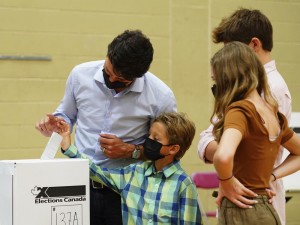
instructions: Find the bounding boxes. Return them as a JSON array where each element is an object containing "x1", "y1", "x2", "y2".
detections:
[{"x1": 132, "y1": 145, "x2": 142, "y2": 159}]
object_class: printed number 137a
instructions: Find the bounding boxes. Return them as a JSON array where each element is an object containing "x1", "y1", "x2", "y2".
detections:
[
  {"x1": 51, "y1": 205, "x2": 82, "y2": 225},
  {"x1": 56, "y1": 212, "x2": 79, "y2": 225}
]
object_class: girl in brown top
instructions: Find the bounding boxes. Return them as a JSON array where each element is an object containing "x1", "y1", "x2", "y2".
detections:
[{"x1": 211, "y1": 42, "x2": 300, "y2": 225}]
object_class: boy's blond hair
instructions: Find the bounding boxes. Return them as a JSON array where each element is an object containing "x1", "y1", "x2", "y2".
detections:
[{"x1": 153, "y1": 112, "x2": 196, "y2": 160}]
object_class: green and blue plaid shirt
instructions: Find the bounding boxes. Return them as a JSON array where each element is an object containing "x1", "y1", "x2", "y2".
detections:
[{"x1": 64, "y1": 145, "x2": 202, "y2": 225}]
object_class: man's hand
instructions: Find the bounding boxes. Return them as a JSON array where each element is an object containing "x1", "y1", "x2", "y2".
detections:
[
  {"x1": 35, "y1": 114, "x2": 65, "y2": 137},
  {"x1": 216, "y1": 176, "x2": 258, "y2": 209},
  {"x1": 99, "y1": 133, "x2": 134, "y2": 159}
]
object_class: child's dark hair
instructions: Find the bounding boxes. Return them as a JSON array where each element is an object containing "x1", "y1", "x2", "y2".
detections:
[{"x1": 212, "y1": 8, "x2": 273, "y2": 51}]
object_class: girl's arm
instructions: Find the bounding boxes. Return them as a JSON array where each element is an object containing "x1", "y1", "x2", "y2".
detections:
[
  {"x1": 272, "y1": 133, "x2": 300, "y2": 180},
  {"x1": 213, "y1": 128, "x2": 240, "y2": 180},
  {"x1": 213, "y1": 128, "x2": 257, "y2": 208}
]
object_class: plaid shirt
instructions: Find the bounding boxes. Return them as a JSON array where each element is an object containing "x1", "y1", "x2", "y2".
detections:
[{"x1": 64, "y1": 145, "x2": 203, "y2": 225}]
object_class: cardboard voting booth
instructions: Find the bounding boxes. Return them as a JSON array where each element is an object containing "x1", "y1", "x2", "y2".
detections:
[{"x1": 0, "y1": 158, "x2": 90, "y2": 225}]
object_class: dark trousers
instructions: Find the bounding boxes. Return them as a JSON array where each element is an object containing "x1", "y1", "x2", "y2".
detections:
[{"x1": 90, "y1": 182, "x2": 122, "y2": 225}]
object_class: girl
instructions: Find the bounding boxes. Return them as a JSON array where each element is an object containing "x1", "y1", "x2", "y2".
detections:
[{"x1": 212, "y1": 42, "x2": 300, "y2": 225}]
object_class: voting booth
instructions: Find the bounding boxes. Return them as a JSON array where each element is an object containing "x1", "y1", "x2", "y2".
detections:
[{"x1": 0, "y1": 158, "x2": 90, "y2": 225}]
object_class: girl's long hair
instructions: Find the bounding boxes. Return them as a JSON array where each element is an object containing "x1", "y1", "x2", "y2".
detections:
[{"x1": 211, "y1": 41, "x2": 278, "y2": 141}]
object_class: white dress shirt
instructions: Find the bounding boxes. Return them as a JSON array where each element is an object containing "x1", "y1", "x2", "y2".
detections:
[{"x1": 54, "y1": 60, "x2": 177, "y2": 168}]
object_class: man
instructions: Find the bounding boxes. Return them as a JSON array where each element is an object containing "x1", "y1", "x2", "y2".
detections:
[
  {"x1": 197, "y1": 8, "x2": 292, "y2": 225},
  {"x1": 36, "y1": 30, "x2": 177, "y2": 225}
]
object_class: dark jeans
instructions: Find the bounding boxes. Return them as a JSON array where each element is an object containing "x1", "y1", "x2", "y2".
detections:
[{"x1": 90, "y1": 184, "x2": 122, "y2": 225}]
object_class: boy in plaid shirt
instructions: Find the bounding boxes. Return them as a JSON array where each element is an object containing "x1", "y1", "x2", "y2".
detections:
[{"x1": 57, "y1": 112, "x2": 202, "y2": 225}]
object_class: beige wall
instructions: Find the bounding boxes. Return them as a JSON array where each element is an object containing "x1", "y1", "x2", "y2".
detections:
[
  {"x1": 1, "y1": 0, "x2": 300, "y2": 223},
  {"x1": 3, "y1": 0, "x2": 299, "y2": 169}
]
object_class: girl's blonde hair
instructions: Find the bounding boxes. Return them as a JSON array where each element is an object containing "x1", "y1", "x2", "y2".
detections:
[{"x1": 210, "y1": 41, "x2": 278, "y2": 141}]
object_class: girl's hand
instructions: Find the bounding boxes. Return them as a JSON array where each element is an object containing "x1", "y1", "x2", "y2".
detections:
[{"x1": 216, "y1": 176, "x2": 258, "y2": 209}]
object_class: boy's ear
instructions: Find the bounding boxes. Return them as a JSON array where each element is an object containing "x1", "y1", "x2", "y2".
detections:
[
  {"x1": 169, "y1": 145, "x2": 180, "y2": 155},
  {"x1": 249, "y1": 37, "x2": 262, "y2": 53}
]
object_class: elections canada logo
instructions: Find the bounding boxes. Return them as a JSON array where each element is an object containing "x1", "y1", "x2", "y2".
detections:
[{"x1": 31, "y1": 185, "x2": 86, "y2": 204}]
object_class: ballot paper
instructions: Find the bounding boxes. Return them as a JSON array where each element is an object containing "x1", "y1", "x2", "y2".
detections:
[{"x1": 40, "y1": 132, "x2": 63, "y2": 160}]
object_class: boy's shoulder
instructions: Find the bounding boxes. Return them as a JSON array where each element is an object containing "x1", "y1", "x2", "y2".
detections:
[{"x1": 166, "y1": 161, "x2": 192, "y2": 182}]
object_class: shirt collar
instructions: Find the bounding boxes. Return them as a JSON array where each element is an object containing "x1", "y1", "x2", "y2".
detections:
[
  {"x1": 93, "y1": 64, "x2": 144, "y2": 93},
  {"x1": 263, "y1": 60, "x2": 276, "y2": 74},
  {"x1": 144, "y1": 160, "x2": 181, "y2": 178}
]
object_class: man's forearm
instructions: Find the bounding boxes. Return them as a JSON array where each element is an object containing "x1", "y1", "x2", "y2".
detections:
[{"x1": 204, "y1": 140, "x2": 218, "y2": 163}]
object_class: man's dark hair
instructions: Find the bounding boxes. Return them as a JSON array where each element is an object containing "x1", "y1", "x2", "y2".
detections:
[
  {"x1": 107, "y1": 30, "x2": 154, "y2": 80},
  {"x1": 212, "y1": 8, "x2": 273, "y2": 51}
]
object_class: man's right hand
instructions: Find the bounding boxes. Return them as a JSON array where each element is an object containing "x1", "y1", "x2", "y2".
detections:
[{"x1": 35, "y1": 114, "x2": 65, "y2": 137}]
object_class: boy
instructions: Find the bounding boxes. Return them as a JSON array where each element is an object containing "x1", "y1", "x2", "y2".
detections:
[{"x1": 58, "y1": 112, "x2": 202, "y2": 225}]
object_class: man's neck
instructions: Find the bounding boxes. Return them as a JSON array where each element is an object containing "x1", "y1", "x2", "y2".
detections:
[{"x1": 257, "y1": 50, "x2": 273, "y2": 65}]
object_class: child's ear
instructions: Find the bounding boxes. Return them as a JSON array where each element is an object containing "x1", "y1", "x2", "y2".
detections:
[
  {"x1": 249, "y1": 37, "x2": 262, "y2": 53},
  {"x1": 169, "y1": 145, "x2": 180, "y2": 155}
]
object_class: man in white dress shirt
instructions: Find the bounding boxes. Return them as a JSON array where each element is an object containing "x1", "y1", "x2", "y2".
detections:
[{"x1": 36, "y1": 30, "x2": 177, "y2": 225}]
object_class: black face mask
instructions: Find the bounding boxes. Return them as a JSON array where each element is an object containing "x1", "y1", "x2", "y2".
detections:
[
  {"x1": 143, "y1": 138, "x2": 166, "y2": 161},
  {"x1": 211, "y1": 84, "x2": 217, "y2": 97},
  {"x1": 102, "y1": 69, "x2": 128, "y2": 89}
]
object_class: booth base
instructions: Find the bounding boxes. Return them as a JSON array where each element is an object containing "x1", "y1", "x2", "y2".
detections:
[{"x1": 0, "y1": 158, "x2": 90, "y2": 225}]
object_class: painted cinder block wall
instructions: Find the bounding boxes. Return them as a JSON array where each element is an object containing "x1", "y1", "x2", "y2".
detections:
[{"x1": 1, "y1": 1, "x2": 299, "y2": 224}]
